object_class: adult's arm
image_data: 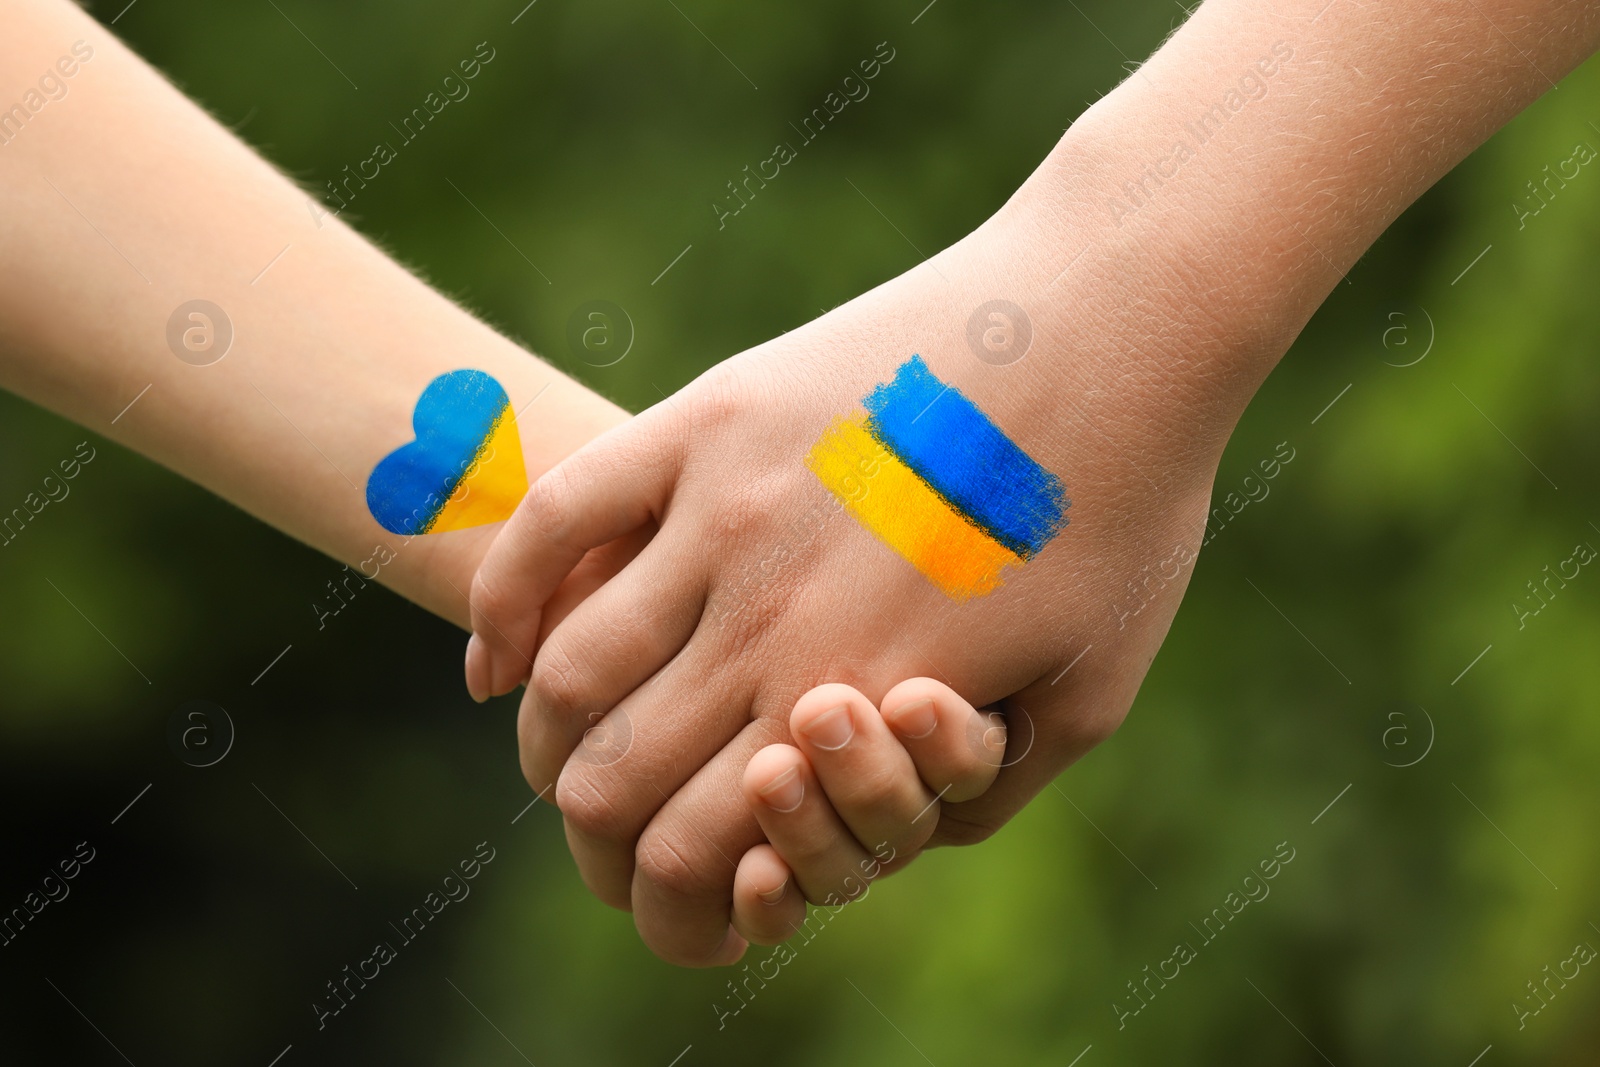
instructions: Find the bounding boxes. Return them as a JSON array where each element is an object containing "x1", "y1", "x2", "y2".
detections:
[
  {"x1": 467, "y1": 0, "x2": 1600, "y2": 965},
  {"x1": 0, "y1": 0, "x2": 627, "y2": 626}
]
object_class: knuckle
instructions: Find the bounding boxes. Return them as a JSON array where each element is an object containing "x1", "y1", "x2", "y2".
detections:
[
  {"x1": 707, "y1": 482, "x2": 778, "y2": 541},
  {"x1": 555, "y1": 767, "x2": 630, "y2": 841},
  {"x1": 529, "y1": 643, "x2": 590, "y2": 720},
  {"x1": 634, "y1": 829, "x2": 718, "y2": 901},
  {"x1": 703, "y1": 503, "x2": 808, "y2": 656},
  {"x1": 709, "y1": 582, "x2": 785, "y2": 656},
  {"x1": 684, "y1": 370, "x2": 745, "y2": 435}
]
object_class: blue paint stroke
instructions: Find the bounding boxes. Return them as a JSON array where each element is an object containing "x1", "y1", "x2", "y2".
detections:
[
  {"x1": 367, "y1": 369, "x2": 508, "y2": 535},
  {"x1": 863, "y1": 355, "x2": 1067, "y2": 557}
]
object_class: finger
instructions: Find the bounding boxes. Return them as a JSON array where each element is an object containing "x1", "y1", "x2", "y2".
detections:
[
  {"x1": 629, "y1": 717, "x2": 792, "y2": 967},
  {"x1": 534, "y1": 521, "x2": 655, "y2": 644},
  {"x1": 928, "y1": 660, "x2": 1132, "y2": 850},
  {"x1": 880, "y1": 678, "x2": 1005, "y2": 804},
  {"x1": 466, "y1": 416, "x2": 680, "y2": 700},
  {"x1": 517, "y1": 531, "x2": 707, "y2": 795},
  {"x1": 555, "y1": 648, "x2": 757, "y2": 914},
  {"x1": 787, "y1": 685, "x2": 940, "y2": 861},
  {"x1": 743, "y1": 743, "x2": 877, "y2": 906},
  {"x1": 730, "y1": 844, "x2": 805, "y2": 946}
]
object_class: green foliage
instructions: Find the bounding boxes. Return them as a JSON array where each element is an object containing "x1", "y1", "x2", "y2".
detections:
[{"x1": 2, "y1": 0, "x2": 1597, "y2": 1062}]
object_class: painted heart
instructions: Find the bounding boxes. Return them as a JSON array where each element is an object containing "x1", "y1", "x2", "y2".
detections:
[{"x1": 366, "y1": 369, "x2": 528, "y2": 535}]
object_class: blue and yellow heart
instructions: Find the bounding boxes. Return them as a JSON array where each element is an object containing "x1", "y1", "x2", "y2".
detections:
[{"x1": 366, "y1": 369, "x2": 528, "y2": 535}]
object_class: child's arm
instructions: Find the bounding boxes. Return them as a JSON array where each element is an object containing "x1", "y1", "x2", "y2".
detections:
[{"x1": 0, "y1": 0, "x2": 626, "y2": 626}]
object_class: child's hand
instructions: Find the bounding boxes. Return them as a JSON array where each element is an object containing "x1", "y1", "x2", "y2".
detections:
[{"x1": 731, "y1": 680, "x2": 1004, "y2": 946}]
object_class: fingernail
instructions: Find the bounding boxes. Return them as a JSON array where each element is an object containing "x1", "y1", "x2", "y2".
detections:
[
  {"x1": 758, "y1": 878, "x2": 789, "y2": 905},
  {"x1": 757, "y1": 766, "x2": 805, "y2": 813},
  {"x1": 888, "y1": 698, "x2": 937, "y2": 739},
  {"x1": 464, "y1": 634, "x2": 489, "y2": 703},
  {"x1": 801, "y1": 704, "x2": 855, "y2": 750}
]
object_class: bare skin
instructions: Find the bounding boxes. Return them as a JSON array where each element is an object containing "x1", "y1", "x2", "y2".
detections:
[
  {"x1": 5, "y1": 0, "x2": 1598, "y2": 970},
  {"x1": 0, "y1": 0, "x2": 999, "y2": 953},
  {"x1": 467, "y1": 0, "x2": 1600, "y2": 965},
  {"x1": 0, "y1": 0, "x2": 627, "y2": 626},
  {"x1": 734, "y1": 680, "x2": 1005, "y2": 945}
]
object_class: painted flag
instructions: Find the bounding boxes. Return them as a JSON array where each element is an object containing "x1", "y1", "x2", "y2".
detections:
[{"x1": 807, "y1": 355, "x2": 1068, "y2": 600}]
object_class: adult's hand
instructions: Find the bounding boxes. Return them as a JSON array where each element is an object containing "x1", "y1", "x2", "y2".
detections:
[
  {"x1": 470, "y1": 206, "x2": 1223, "y2": 965},
  {"x1": 468, "y1": 0, "x2": 1600, "y2": 964}
]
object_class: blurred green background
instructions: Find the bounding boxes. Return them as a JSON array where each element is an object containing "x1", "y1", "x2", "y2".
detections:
[{"x1": 3, "y1": 0, "x2": 1599, "y2": 1063}]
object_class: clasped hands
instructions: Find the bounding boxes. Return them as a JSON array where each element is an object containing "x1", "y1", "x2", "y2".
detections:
[{"x1": 464, "y1": 199, "x2": 1227, "y2": 966}]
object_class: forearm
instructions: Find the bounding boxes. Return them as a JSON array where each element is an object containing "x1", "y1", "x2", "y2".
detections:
[
  {"x1": 0, "y1": 0, "x2": 625, "y2": 627},
  {"x1": 998, "y1": 0, "x2": 1600, "y2": 459}
]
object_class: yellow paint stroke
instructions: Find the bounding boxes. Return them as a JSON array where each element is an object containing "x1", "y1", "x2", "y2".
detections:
[
  {"x1": 806, "y1": 416, "x2": 1022, "y2": 600},
  {"x1": 430, "y1": 405, "x2": 528, "y2": 533}
]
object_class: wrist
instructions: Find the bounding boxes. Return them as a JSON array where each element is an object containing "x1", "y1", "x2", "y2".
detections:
[
  {"x1": 963, "y1": 14, "x2": 1372, "y2": 476},
  {"x1": 958, "y1": 159, "x2": 1271, "y2": 492},
  {"x1": 990, "y1": 0, "x2": 1600, "y2": 440}
]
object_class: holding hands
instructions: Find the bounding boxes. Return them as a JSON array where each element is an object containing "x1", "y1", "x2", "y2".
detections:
[
  {"x1": 6, "y1": 0, "x2": 1594, "y2": 980},
  {"x1": 467, "y1": 208, "x2": 1225, "y2": 963},
  {"x1": 465, "y1": 0, "x2": 1600, "y2": 962}
]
